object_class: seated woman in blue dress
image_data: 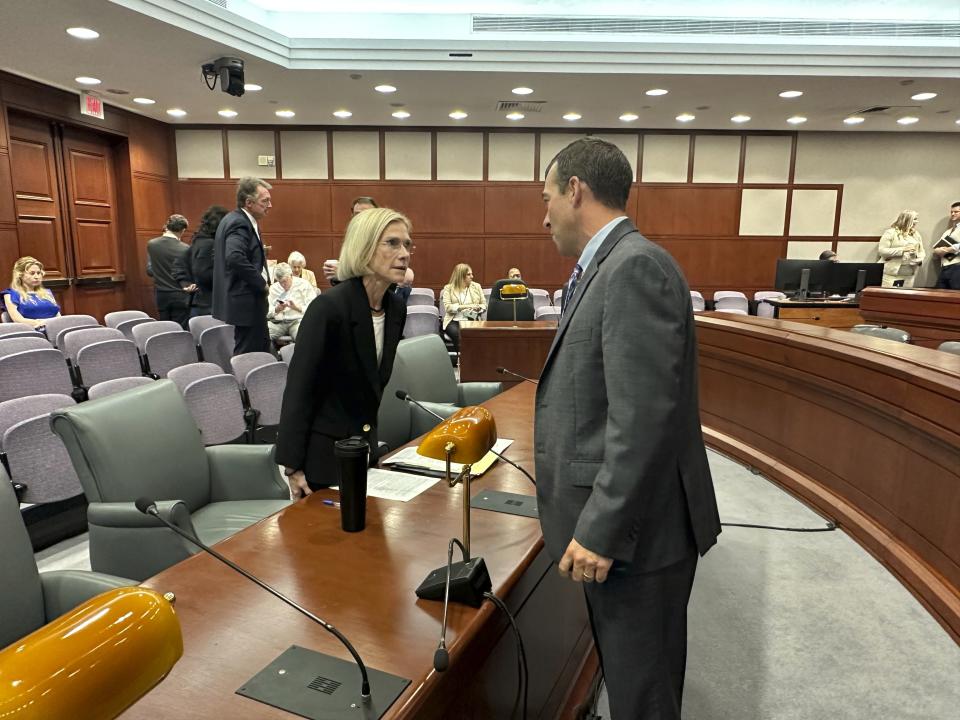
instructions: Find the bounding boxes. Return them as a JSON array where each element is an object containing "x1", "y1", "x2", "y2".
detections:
[{"x1": 2, "y1": 256, "x2": 61, "y2": 329}]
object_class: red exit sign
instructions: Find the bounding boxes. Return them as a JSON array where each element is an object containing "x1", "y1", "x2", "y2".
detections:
[{"x1": 80, "y1": 92, "x2": 104, "y2": 119}]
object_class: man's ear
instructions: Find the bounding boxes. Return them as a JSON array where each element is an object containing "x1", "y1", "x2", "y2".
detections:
[{"x1": 569, "y1": 176, "x2": 584, "y2": 207}]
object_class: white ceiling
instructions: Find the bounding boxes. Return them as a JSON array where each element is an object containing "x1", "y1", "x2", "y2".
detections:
[{"x1": 0, "y1": 0, "x2": 958, "y2": 132}]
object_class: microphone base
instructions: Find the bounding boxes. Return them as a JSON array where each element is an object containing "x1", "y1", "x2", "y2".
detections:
[
  {"x1": 415, "y1": 557, "x2": 492, "y2": 608},
  {"x1": 237, "y1": 645, "x2": 410, "y2": 719},
  {"x1": 471, "y1": 489, "x2": 539, "y2": 519}
]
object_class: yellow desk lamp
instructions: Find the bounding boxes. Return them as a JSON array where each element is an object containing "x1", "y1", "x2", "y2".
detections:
[{"x1": 499, "y1": 282, "x2": 529, "y2": 324}]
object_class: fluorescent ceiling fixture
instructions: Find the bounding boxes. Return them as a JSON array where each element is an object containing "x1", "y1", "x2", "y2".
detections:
[
  {"x1": 333, "y1": 109, "x2": 352, "y2": 118},
  {"x1": 911, "y1": 92, "x2": 937, "y2": 101},
  {"x1": 562, "y1": 112, "x2": 582, "y2": 121},
  {"x1": 166, "y1": 108, "x2": 187, "y2": 117},
  {"x1": 843, "y1": 116, "x2": 865, "y2": 124},
  {"x1": 676, "y1": 113, "x2": 695, "y2": 122},
  {"x1": 132, "y1": 97, "x2": 155, "y2": 105},
  {"x1": 275, "y1": 109, "x2": 296, "y2": 118},
  {"x1": 897, "y1": 116, "x2": 919, "y2": 125},
  {"x1": 645, "y1": 88, "x2": 668, "y2": 96},
  {"x1": 244, "y1": 83, "x2": 262, "y2": 92},
  {"x1": 511, "y1": 87, "x2": 533, "y2": 95},
  {"x1": 786, "y1": 115, "x2": 807, "y2": 124},
  {"x1": 448, "y1": 110, "x2": 468, "y2": 119},
  {"x1": 75, "y1": 76, "x2": 101, "y2": 85},
  {"x1": 619, "y1": 113, "x2": 639, "y2": 122},
  {"x1": 730, "y1": 114, "x2": 751, "y2": 123},
  {"x1": 392, "y1": 110, "x2": 411, "y2": 118},
  {"x1": 66, "y1": 27, "x2": 99, "y2": 40},
  {"x1": 218, "y1": 109, "x2": 238, "y2": 118},
  {"x1": 779, "y1": 90, "x2": 803, "y2": 98},
  {"x1": 375, "y1": 84, "x2": 397, "y2": 93},
  {"x1": 505, "y1": 111, "x2": 525, "y2": 120}
]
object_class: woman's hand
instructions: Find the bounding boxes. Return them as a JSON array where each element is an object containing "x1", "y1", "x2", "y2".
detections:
[{"x1": 287, "y1": 470, "x2": 312, "y2": 500}]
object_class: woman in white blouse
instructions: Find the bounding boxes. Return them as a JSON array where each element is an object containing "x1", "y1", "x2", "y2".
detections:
[
  {"x1": 878, "y1": 210, "x2": 925, "y2": 288},
  {"x1": 441, "y1": 263, "x2": 485, "y2": 350}
]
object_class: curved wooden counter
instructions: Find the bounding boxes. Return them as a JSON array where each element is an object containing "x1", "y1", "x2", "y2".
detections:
[{"x1": 695, "y1": 313, "x2": 960, "y2": 640}]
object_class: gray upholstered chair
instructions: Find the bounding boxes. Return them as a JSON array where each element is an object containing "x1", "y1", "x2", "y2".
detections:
[
  {"x1": 937, "y1": 341, "x2": 960, "y2": 356},
  {"x1": 0, "y1": 467, "x2": 134, "y2": 649},
  {"x1": 50, "y1": 380, "x2": 291, "y2": 581},
  {"x1": 850, "y1": 324, "x2": 911, "y2": 343}
]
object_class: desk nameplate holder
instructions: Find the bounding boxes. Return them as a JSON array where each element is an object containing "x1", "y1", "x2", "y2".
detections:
[
  {"x1": 471, "y1": 489, "x2": 539, "y2": 519},
  {"x1": 237, "y1": 645, "x2": 410, "y2": 720}
]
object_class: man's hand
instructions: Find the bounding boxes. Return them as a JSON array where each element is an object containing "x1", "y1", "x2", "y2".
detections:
[
  {"x1": 183, "y1": 283, "x2": 198, "y2": 293},
  {"x1": 285, "y1": 299, "x2": 300, "y2": 312},
  {"x1": 322, "y1": 259, "x2": 339, "y2": 281},
  {"x1": 933, "y1": 246, "x2": 952, "y2": 258},
  {"x1": 557, "y1": 538, "x2": 614, "y2": 584},
  {"x1": 286, "y1": 470, "x2": 312, "y2": 500}
]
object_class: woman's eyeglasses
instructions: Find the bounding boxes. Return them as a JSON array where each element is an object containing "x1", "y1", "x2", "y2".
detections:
[{"x1": 381, "y1": 237, "x2": 415, "y2": 254}]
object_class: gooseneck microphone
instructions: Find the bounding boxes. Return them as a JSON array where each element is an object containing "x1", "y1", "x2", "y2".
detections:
[
  {"x1": 496, "y1": 366, "x2": 539, "y2": 385},
  {"x1": 395, "y1": 390, "x2": 535, "y2": 486},
  {"x1": 134, "y1": 497, "x2": 372, "y2": 700},
  {"x1": 433, "y1": 536, "x2": 469, "y2": 672}
]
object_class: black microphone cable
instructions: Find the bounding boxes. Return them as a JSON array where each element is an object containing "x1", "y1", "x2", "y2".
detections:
[
  {"x1": 483, "y1": 591, "x2": 528, "y2": 720},
  {"x1": 721, "y1": 520, "x2": 838, "y2": 533}
]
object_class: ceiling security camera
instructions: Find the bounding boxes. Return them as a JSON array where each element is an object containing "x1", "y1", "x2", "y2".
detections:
[{"x1": 201, "y1": 57, "x2": 245, "y2": 97}]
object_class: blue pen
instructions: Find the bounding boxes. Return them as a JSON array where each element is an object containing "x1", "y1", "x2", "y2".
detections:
[{"x1": 322, "y1": 499, "x2": 340, "y2": 508}]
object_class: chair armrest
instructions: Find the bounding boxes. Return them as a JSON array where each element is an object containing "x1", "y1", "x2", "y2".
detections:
[
  {"x1": 206, "y1": 444, "x2": 288, "y2": 502},
  {"x1": 457, "y1": 382, "x2": 502, "y2": 406},
  {"x1": 40, "y1": 570, "x2": 137, "y2": 621},
  {"x1": 410, "y1": 402, "x2": 459, "y2": 438}
]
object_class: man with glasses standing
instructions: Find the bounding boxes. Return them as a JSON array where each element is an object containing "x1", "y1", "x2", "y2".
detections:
[{"x1": 213, "y1": 176, "x2": 273, "y2": 354}]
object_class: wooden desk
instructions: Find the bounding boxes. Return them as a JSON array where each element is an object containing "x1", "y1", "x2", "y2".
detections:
[
  {"x1": 125, "y1": 384, "x2": 595, "y2": 719},
  {"x1": 695, "y1": 314, "x2": 960, "y2": 641},
  {"x1": 858, "y1": 287, "x2": 960, "y2": 348},
  {"x1": 766, "y1": 298, "x2": 863, "y2": 329},
  {"x1": 458, "y1": 321, "x2": 556, "y2": 388}
]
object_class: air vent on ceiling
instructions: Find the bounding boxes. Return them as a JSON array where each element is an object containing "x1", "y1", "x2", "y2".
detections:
[
  {"x1": 853, "y1": 105, "x2": 920, "y2": 114},
  {"x1": 496, "y1": 100, "x2": 545, "y2": 112},
  {"x1": 203, "y1": 0, "x2": 228, "y2": 7},
  {"x1": 473, "y1": 15, "x2": 960, "y2": 38}
]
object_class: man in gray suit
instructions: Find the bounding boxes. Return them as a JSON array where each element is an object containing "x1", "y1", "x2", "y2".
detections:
[{"x1": 536, "y1": 138, "x2": 721, "y2": 719}]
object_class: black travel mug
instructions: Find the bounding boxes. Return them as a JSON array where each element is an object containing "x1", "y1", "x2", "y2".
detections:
[{"x1": 334, "y1": 436, "x2": 369, "y2": 532}]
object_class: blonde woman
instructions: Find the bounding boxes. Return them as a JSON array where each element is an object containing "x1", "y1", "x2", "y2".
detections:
[
  {"x1": 878, "y1": 211, "x2": 925, "y2": 288},
  {"x1": 2, "y1": 256, "x2": 61, "y2": 329},
  {"x1": 441, "y1": 263, "x2": 485, "y2": 350}
]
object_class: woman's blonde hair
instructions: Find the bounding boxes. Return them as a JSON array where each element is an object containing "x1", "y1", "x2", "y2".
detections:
[
  {"x1": 10, "y1": 256, "x2": 54, "y2": 300},
  {"x1": 891, "y1": 210, "x2": 919, "y2": 234},
  {"x1": 337, "y1": 208, "x2": 411, "y2": 281},
  {"x1": 448, "y1": 263, "x2": 473, "y2": 290}
]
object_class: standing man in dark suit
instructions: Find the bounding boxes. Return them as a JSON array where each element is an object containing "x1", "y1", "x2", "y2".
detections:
[
  {"x1": 213, "y1": 177, "x2": 273, "y2": 354},
  {"x1": 536, "y1": 138, "x2": 721, "y2": 719},
  {"x1": 146, "y1": 214, "x2": 193, "y2": 328}
]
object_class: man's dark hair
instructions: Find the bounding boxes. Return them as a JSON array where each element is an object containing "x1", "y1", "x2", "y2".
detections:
[
  {"x1": 350, "y1": 195, "x2": 378, "y2": 211},
  {"x1": 165, "y1": 214, "x2": 188, "y2": 233},
  {"x1": 951, "y1": 201, "x2": 960, "y2": 209},
  {"x1": 197, "y1": 205, "x2": 228, "y2": 237},
  {"x1": 545, "y1": 138, "x2": 632, "y2": 211},
  {"x1": 819, "y1": 250, "x2": 837, "y2": 261},
  {"x1": 236, "y1": 177, "x2": 271, "y2": 209}
]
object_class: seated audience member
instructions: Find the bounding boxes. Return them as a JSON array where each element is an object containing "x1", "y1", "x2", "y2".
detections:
[
  {"x1": 441, "y1": 263, "x2": 485, "y2": 351},
  {"x1": 2, "y1": 256, "x2": 61, "y2": 329},
  {"x1": 820, "y1": 250, "x2": 839, "y2": 262},
  {"x1": 507, "y1": 267, "x2": 522, "y2": 280},
  {"x1": 288, "y1": 251, "x2": 318, "y2": 288},
  {"x1": 396, "y1": 266, "x2": 415, "y2": 303},
  {"x1": 351, "y1": 196, "x2": 378, "y2": 216},
  {"x1": 267, "y1": 263, "x2": 314, "y2": 342},
  {"x1": 183, "y1": 205, "x2": 227, "y2": 317}
]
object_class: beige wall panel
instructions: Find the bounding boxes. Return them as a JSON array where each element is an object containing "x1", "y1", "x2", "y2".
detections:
[
  {"x1": 787, "y1": 241, "x2": 831, "y2": 260},
  {"x1": 332, "y1": 132, "x2": 380, "y2": 180},
  {"x1": 280, "y1": 131, "x2": 328, "y2": 179},
  {"x1": 641, "y1": 135, "x2": 689, "y2": 183},
  {"x1": 740, "y1": 188, "x2": 787, "y2": 236},
  {"x1": 789, "y1": 189, "x2": 837, "y2": 236},
  {"x1": 228, "y1": 130, "x2": 276, "y2": 179},
  {"x1": 436, "y1": 133, "x2": 483, "y2": 180},
  {"x1": 837, "y1": 241, "x2": 880, "y2": 263},
  {"x1": 743, "y1": 135, "x2": 792, "y2": 184},
  {"x1": 488, "y1": 133, "x2": 535, "y2": 181},
  {"x1": 175, "y1": 130, "x2": 224, "y2": 179},
  {"x1": 539, "y1": 134, "x2": 585, "y2": 180},
  {"x1": 795, "y1": 132, "x2": 960, "y2": 239},
  {"x1": 385, "y1": 132, "x2": 431, "y2": 180},
  {"x1": 692, "y1": 135, "x2": 740, "y2": 183}
]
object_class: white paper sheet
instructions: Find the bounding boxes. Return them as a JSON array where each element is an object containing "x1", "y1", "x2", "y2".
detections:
[{"x1": 365, "y1": 468, "x2": 440, "y2": 502}]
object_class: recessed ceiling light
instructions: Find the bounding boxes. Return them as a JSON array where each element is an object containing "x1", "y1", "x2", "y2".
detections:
[
  {"x1": 448, "y1": 110, "x2": 468, "y2": 120},
  {"x1": 911, "y1": 92, "x2": 937, "y2": 101},
  {"x1": 956, "y1": 119, "x2": 960, "y2": 125},
  {"x1": 843, "y1": 116, "x2": 865, "y2": 125},
  {"x1": 787, "y1": 115, "x2": 807, "y2": 125},
  {"x1": 218, "y1": 110, "x2": 238, "y2": 118},
  {"x1": 506, "y1": 111, "x2": 525, "y2": 120},
  {"x1": 375, "y1": 84, "x2": 397, "y2": 93},
  {"x1": 244, "y1": 83, "x2": 262, "y2": 92},
  {"x1": 75, "y1": 76, "x2": 101, "y2": 85},
  {"x1": 731, "y1": 114, "x2": 751, "y2": 123},
  {"x1": 512, "y1": 87, "x2": 533, "y2": 95},
  {"x1": 66, "y1": 27, "x2": 99, "y2": 40},
  {"x1": 275, "y1": 110, "x2": 296, "y2": 118},
  {"x1": 562, "y1": 112, "x2": 582, "y2": 121},
  {"x1": 166, "y1": 108, "x2": 187, "y2": 117},
  {"x1": 333, "y1": 110, "x2": 352, "y2": 119},
  {"x1": 645, "y1": 88, "x2": 668, "y2": 96},
  {"x1": 779, "y1": 90, "x2": 803, "y2": 98},
  {"x1": 897, "y1": 116, "x2": 919, "y2": 125},
  {"x1": 676, "y1": 113, "x2": 695, "y2": 122},
  {"x1": 619, "y1": 113, "x2": 639, "y2": 122},
  {"x1": 392, "y1": 110, "x2": 411, "y2": 119},
  {"x1": 132, "y1": 97, "x2": 156, "y2": 105}
]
